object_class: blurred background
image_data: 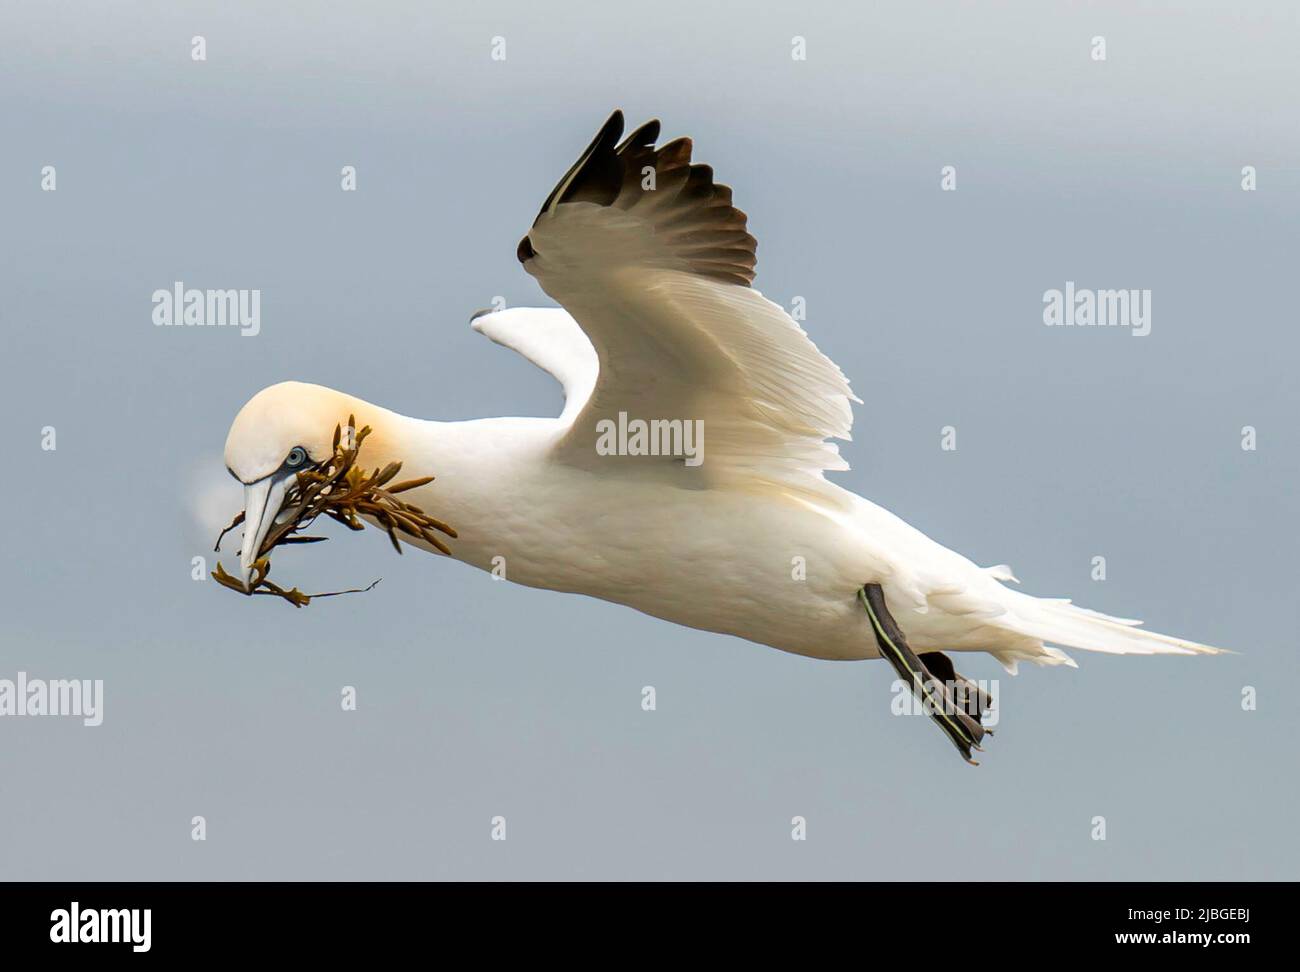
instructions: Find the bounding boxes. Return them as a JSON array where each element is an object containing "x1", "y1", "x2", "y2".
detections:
[{"x1": 1, "y1": 0, "x2": 1296, "y2": 879}]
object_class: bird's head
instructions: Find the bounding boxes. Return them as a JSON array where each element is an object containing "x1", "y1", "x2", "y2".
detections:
[{"x1": 224, "y1": 381, "x2": 369, "y2": 589}]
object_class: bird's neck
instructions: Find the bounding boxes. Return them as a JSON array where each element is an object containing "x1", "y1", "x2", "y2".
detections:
[{"x1": 343, "y1": 399, "x2": 562, "y2": 569}]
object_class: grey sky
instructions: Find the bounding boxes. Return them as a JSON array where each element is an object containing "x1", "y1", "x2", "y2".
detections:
[{"x1": 1, "y1": 0, "x2": 1296, "y2": 879}]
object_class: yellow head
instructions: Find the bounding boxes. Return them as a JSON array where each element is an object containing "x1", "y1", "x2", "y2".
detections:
[{"x1": 223, "y1": 381, "x2": 380, "y2": 588}]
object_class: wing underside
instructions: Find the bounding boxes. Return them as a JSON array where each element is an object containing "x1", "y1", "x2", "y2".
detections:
[{"x1": 514, "y1": 111, "x2": 859, "y2": 493}]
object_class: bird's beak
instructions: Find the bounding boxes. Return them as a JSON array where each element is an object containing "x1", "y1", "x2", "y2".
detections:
[{"x1": 239, "y1": 475, "x2": 289, "y2": 590}]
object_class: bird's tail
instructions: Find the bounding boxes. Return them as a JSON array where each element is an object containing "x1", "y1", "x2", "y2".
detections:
[{"x1": 988, "y1": 590, "x2": 1227, "y2": 674}]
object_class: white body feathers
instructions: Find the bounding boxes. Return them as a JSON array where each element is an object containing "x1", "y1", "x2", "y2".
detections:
[{"x1": 388, "y1": 293, "x2": 1222, "y2": 672}]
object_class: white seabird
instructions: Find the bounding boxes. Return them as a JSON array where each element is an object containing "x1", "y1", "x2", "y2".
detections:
[{"x1": 223, "y1": 111, "x2": 1222, "y2": 762}]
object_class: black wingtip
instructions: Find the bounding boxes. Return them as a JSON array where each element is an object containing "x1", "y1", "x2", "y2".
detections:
[
  {"x1": 599, "y1": 109, "x2": 625, "y2": 144},
  {"x1": 533, "y1": 110, "x2": 629, "y2": 221},
  {"x1": 616, "y1": 117, "x2": 661, "y2": 153}
]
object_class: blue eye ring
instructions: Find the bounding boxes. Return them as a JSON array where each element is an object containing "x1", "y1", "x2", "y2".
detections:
[{"x1": 285, "y1": 446, "x2": 308, "y2": 468}]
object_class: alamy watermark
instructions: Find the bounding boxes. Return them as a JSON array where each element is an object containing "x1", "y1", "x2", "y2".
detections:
[
  {"x1": 0, "y1": 672, "x2": 103, "y2": 726},
  {"x1": 890, "y1": 677, "x2": 999, "y2": 726},
  {"x1": 1043, "y1": 282, "x2": 1151, "y2": 337},
  {"x1": 595, "y1": 411, "x2": 705, "y2": 466},
  {"x1": 50, "y1": 902, "x2": 150, "y2": 952},
  {"x1": 152, "y1": 281, "x2": 260, "y2": 336}
]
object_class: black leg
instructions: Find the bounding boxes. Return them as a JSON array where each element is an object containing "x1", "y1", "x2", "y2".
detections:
[
  {"x1": 858, "y1": 584, "x2": 990, "y2": 764},
  {"x1": 918, "y1": 651, "x2": 995, "y2": 726}
]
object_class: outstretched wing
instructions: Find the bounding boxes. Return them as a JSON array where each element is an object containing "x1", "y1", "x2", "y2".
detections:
[
  {"x1": 470, "y1": 307, "x2": 598, "y2": 425},
  {"x1": 516, "y1": 110, "x2": 859, "y2": 493}
]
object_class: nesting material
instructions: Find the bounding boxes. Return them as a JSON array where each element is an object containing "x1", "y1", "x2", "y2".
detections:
[{"x1": 213, "y1": 416, "x2": 457, "y2": 607}]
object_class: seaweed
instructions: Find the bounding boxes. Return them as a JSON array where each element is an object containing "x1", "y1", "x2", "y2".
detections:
[{"x1": 212, "y1": 416, "x2": 457, "y2": 607}]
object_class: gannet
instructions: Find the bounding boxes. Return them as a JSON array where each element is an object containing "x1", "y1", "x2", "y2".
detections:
[{"x1": 223, "y1": 111, "x2": 1223, "y2": 762}]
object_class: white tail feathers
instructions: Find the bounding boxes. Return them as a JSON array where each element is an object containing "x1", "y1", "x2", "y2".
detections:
[{"x1": 991, "y1": 593, "x2": 1227, "y2": 675}]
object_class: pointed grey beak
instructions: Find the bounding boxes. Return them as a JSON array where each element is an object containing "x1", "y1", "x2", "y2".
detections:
[{"x1": 239, "y1": 476, "x2": 289, "y2": 590}]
